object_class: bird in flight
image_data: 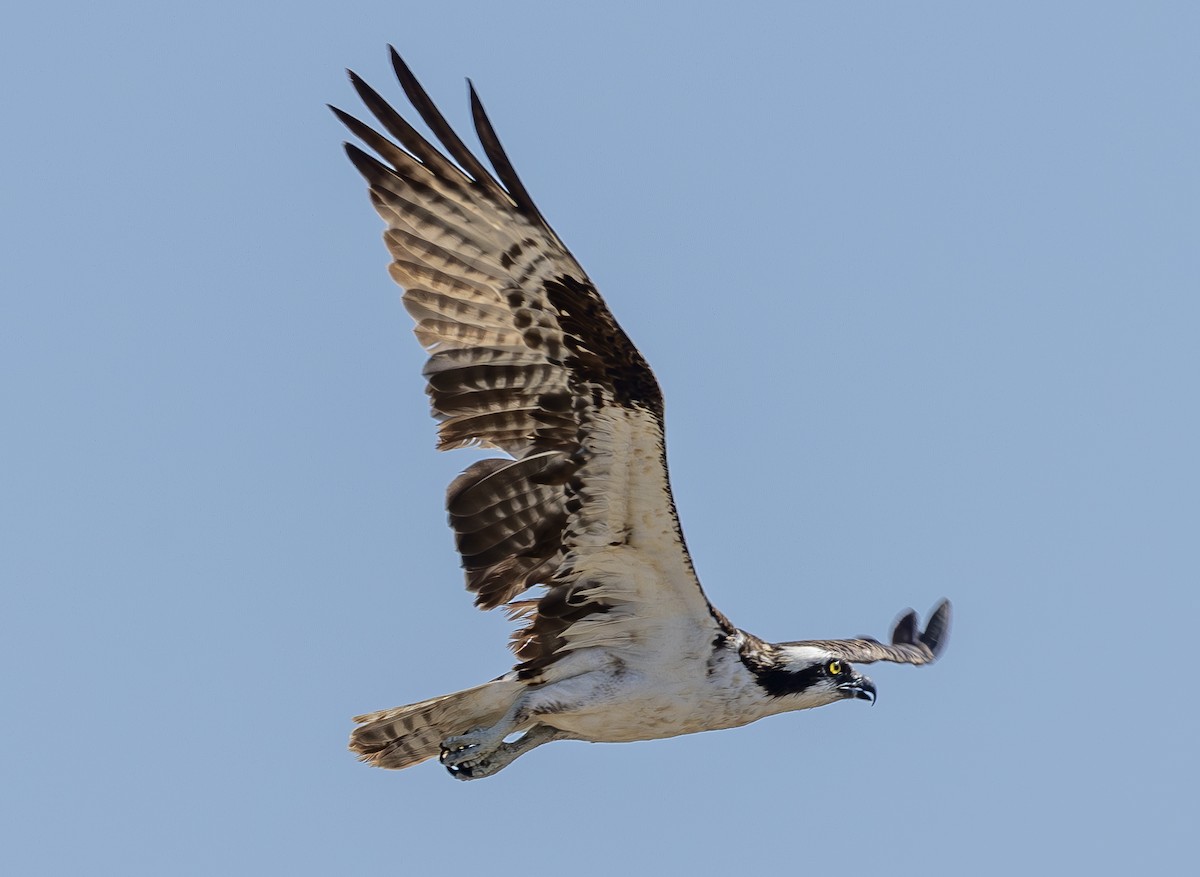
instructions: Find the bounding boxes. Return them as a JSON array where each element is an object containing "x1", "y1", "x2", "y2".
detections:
[{"x1": 332, "y1": 48, "x2": 950, "y2": 780}]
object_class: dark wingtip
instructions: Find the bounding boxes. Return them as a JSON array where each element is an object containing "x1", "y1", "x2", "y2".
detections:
[
  {"x1": 345, "y1": 69, "x2": 372, "y2": 98},
  {"x1": 891, "y1": 609, "x2": 918, "y2": 646},
  {"x1": 342, "y1": 141, "x2": 388, "y2": 180},
  {"x1": 388, "y1": 45, "x2": 416, "y2": 89},
  {"x1": 347, "y1": 69, "x2": 386, "y2": 111},
  {"x1": 920, "y1": 599, "x2": 952, "y2": 659},
  {"x1": 328, "y1": 103, "x2": 355, "y2": 126}
]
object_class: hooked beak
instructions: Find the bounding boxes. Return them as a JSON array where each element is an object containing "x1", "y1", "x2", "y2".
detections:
[{"x1": 839, "y1": 673, "x2": 877, "y2": 706}]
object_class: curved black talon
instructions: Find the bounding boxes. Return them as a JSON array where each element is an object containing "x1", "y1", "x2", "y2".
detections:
[{"x1": 446, "y1": 760, "x2": 485, "y2": 780}]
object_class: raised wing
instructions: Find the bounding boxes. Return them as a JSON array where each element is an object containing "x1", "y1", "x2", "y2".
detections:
[
  {"x1": 333, "y1": 49, "x2": 734, "y2": 675},
  {"x1": 792, "y1": 600, "x2": 951, "y2": 665}
]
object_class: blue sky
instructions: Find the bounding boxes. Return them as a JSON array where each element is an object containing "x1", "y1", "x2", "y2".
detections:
[{"x1": 3, "y1": 2, "x2": 1197, "y2": 874}]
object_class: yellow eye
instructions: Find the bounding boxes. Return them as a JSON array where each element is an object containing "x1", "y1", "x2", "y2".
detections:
[{"x1": 828, "y1": 660, "x2": 842, "y2": 675}]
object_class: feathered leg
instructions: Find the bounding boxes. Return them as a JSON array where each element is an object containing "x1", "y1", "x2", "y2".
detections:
[
  {"x1": 438, "y1": 664, "x2": 615, "y2": 777},
  {"x1": 349, "y1": 677, "x2": 524, "y2": 769}
]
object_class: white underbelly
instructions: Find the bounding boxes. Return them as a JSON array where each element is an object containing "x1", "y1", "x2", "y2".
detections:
[{"x1": 537, "y1": 673, "x2": 764, "y2": 743}]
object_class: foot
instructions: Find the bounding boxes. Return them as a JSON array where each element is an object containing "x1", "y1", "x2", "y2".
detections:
[
  {"x1": 440, "y1": 748, "x2": 501, "y2": 781},
  {"x1": 439, "y1": 734, "x2": 512, "y2": 781},
  {"x1": 439, "y1": 724, "x2": 574, "y2": 781},
  {"x1": 439, "y1": 726, "x2": 502, "y2": 775}
]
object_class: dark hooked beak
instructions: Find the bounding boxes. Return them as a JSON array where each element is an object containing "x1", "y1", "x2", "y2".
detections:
[{"x1": 839, "y1": 673, "x2": 877, "y2": 705}]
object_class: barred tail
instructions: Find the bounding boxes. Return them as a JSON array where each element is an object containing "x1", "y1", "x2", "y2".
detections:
[{"x1": 349, "y1": 678, "x2": 523, "y2": 770}]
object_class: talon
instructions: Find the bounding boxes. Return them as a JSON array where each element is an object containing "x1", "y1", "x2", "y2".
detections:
[
  {"x1": 446, "y1": 756, "x2": 490, "y2": 780},
  {"x1": 440, "y1": 737, "x2": 492, "y2": 770}
]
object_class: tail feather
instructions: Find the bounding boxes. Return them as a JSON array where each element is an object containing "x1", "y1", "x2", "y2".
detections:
[{"x1": 350, "y1": 678, "x2": 522, "y2": 770}]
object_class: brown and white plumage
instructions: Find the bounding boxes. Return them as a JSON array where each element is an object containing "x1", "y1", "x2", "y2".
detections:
[{"x1": 335, "y1": 48, "x2": 950, "y2": 779}]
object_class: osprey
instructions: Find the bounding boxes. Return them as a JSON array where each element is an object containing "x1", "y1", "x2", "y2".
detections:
[{"x1": 334, "y1": 49, "x2": 950, "y2": 780}]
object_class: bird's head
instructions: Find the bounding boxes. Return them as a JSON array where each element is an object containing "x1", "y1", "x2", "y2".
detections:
[{"x1": 752, "y1": 645, "x2": 877, "y2": 708}]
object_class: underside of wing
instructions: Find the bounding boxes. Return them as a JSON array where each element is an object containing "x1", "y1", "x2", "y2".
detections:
[{"x1": 333, "y1": 49, "x2": 732, "y2": 672}]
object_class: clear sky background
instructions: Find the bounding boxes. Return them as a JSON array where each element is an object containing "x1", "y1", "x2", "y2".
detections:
[{"x1": 3, "y1": 2, "x2": 1197, "y2": 874}]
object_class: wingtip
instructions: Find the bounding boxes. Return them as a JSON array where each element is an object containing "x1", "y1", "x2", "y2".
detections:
[
  {"x1": 389, "y1": 45, "x2": 415, "y2": 84},
  {"x1": 920, "y1": 599, "x2": 952, "y2": 659},
  {"x1": 891, "y1": 609, "x2": 918, "y2": 646},
  {"x1": 342, "y1": 141, "x2": 386, "y2": 179},
  {"x1": 466, "y1": 79, "x2": 490, "y2": 127}
]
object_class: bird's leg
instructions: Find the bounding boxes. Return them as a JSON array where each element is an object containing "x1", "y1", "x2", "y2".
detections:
[
  {"x1": 439, "y1": 697, "x2": 529, "y2": 768},
  {"x1": 440, "y1": 723, "x2": 575, "y2": 780},
  {"x1": 441, "y1": 660, "x2": 617, "y2": 778}
]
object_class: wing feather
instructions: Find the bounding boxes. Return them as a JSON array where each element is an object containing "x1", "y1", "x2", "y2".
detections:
[
  {"x1": 467, "y1": 81, "x2": 559, "y2": 240},
  {"x1": 334, "y1": 54, "x2": 731, "y2": 672},
  {"x1": 388, "y1": 48, "x2": 514, "y2": 208},
  {"x1": 790, "y1": 600, "x2": 952, "y2": 666}
]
